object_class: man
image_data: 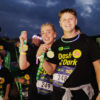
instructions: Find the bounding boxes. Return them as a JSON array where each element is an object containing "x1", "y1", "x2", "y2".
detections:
[{"x1": 41, "y1": 8, "x2": 100, "y2": 100}]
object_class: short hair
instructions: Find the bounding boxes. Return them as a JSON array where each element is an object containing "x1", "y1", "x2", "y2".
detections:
[
  {"x1": 58, "y1": 8, "x2": 77, "y2": 19},
  {"x1": 41, "y1": 22, "x2": 56, "y2": 32}
]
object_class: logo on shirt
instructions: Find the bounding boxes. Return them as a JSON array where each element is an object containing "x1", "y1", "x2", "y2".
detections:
[{"x1": 72, "y1": 49, "x2": 82, "y2": 58}]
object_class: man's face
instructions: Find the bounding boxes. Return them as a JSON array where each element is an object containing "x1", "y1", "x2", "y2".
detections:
[
  {"x1": 59, "y1": 12, "x2": 77, "y2": 32},
  {"x1": 41, "y1": 25, "x2": 56, "y2": 45}
]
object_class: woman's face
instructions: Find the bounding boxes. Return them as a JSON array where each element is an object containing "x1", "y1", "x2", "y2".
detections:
[{"x1": 41, "y1": 25, "x2": 56, "y2": 45}]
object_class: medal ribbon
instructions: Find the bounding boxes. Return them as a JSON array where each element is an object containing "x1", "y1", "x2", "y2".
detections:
[
  {"x1": 16, "y1": 77, "x2": 23, "y2": 100},
  {"x1": 36, "y1": 53, "x2": 45, "y2": 80}
]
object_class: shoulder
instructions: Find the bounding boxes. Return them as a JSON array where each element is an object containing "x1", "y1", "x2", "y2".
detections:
[
  {"x1": 80, "y1": 34, "x2": 95, "y2": 43},
  {"x1": 52, "y1": 38, "x2": 61, "y2": 45}
]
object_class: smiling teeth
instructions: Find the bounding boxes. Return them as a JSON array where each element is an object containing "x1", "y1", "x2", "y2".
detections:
[{"x1": 45, "y1": 38, "x2": 48, "y2": 40}]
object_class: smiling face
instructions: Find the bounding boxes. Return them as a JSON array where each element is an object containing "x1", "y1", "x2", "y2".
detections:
[
  {"x1": 59, "y1": 12, "x2": 77, "y2": 33},
  {"x1": 41, "y1": 24, "x2": 56, "y2": 45}
]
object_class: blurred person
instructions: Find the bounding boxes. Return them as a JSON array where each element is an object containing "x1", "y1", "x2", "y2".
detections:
[
  {"x1": 14, "y1": 69, "x2": 30, "y2": 100},
  {"x1": 40, "y1": 8, "x2": 100, "y2": 100},
  {"x1": 32, "y1": 34, "x2": 42, "y2": 47},
  {"x1": 0, "y1": 53, "x2": 12, "y2": 100},
  {"x1": 0, "y1": 27, "x2": 17, "y2": 71}
]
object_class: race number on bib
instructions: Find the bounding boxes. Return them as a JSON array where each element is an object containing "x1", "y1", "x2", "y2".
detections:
[
  {"x1": 53, "y1": 73, "x2": 68, "y2": 83},
  {"x1": 53, "y1": 66, "x2": 75, "y2": 87},
  {"x1": 36, "y1": 80, "x2": 53, "y2": 91}
]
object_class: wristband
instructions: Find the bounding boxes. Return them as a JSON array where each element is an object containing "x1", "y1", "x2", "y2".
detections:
[{"x1": 20, "y1": 52, "x2": 26, "y2": 55}]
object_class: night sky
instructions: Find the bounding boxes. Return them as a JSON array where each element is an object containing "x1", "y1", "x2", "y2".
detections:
[{"x1": 0, "y1": 0, "x2": 100, "y2": 39}]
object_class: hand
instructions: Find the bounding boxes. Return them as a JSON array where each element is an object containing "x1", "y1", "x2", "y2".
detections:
[
  {"x1": 19, "y1": 31, "x2": 27, "y2": 46},
  {"x1": 96, "y1": 93, "x2": 100, "y2": 100},
  {"x1": 36, "y1": 44, "x2": 49, "y2": 57}
]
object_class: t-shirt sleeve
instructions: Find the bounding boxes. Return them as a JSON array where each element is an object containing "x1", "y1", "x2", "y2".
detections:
[{"x1": 88, "y1": 38, "x2": 100, "y2": 62}]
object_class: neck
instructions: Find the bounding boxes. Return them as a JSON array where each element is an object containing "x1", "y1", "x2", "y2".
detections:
[
  {"x1": 46, "y1": 41, "x2": 54, "y2": 48},
  {"x1": 63, "y1": 30, "x2": 77, "y2": 38}
]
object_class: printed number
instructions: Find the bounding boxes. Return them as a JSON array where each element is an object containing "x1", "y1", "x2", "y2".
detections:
[
  {"x1": 58, "y1": 74, "x2": 67, "y2": 82},
  {"x1": 41, "y1": 81, "x2": 51, "y2": 89}
]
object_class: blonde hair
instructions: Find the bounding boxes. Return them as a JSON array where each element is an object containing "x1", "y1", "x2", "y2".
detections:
[{"x1": 41, "y1": 22, "x2": 56, "y2": 32}]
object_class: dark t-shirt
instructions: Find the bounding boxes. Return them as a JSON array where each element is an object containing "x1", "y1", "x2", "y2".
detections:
[
  {"x1": 26, "y1": 44, "x2": 39, "y2": 99},
  {"x1": 27, "y1": 44, "x2": 52, "y2": 100},
  {"x1": 47, "y1": 34, "x2": 100, "y2": 87},
  {"x1": 0, "y1": 67, "x2": 12, "y2": 95}
]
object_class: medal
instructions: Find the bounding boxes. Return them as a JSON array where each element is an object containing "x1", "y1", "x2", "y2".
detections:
[
  {"x1": 47, "y1": 50, "x2": 54, "y2": 58},
  {"x1": 22, "y1": 44, "x2": 28, "y2": 52}
]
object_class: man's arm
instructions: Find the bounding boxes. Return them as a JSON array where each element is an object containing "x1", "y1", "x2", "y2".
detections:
[{"x1": 93, "y1": 59, "x2": 100, "y2": 100}]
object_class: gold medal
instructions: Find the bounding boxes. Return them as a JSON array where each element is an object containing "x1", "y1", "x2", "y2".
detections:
[
  {"x1": 23, "y1": 44, "x2": 28, "y2": 51},
  {"x1": 47, "y1": 50, "x2": 54, "y2": 58}
]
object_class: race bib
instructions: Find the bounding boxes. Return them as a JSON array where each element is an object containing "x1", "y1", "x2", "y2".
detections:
[
  {"x1": 53, "y1": 66, "x2": 75, "y2": 87},
  {"x1": 36, "y1": 80, "x2": 53, "y2": 95}
]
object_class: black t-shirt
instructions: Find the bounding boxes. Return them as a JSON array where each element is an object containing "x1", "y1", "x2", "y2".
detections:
[
  {"x1": 26, "y1": 44, "x2": 39, "y2": 99},
  {"x1": 0, "y1": 67, "x2": 12, "y2": 95},
  {"x1": 47, "y1": 34, "x2": 100, "y2": 87}
]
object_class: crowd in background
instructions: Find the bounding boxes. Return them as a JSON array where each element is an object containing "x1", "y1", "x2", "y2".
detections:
[{"x1": 0, "y1": 25, "x2": 100, "y2": 100}]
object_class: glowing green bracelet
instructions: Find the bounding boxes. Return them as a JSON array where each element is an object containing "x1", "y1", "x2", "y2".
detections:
[{"x1": 36, "y1": 53, "x2": 45, "y2": 80}]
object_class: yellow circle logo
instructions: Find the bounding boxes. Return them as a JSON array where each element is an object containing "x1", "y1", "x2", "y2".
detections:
[
  {"x1": 24, "y1": 74, "x2": 30, "y2": 80},
  {"x1": 72, "y1": 49, "x2": 81, "y2": 58}
]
